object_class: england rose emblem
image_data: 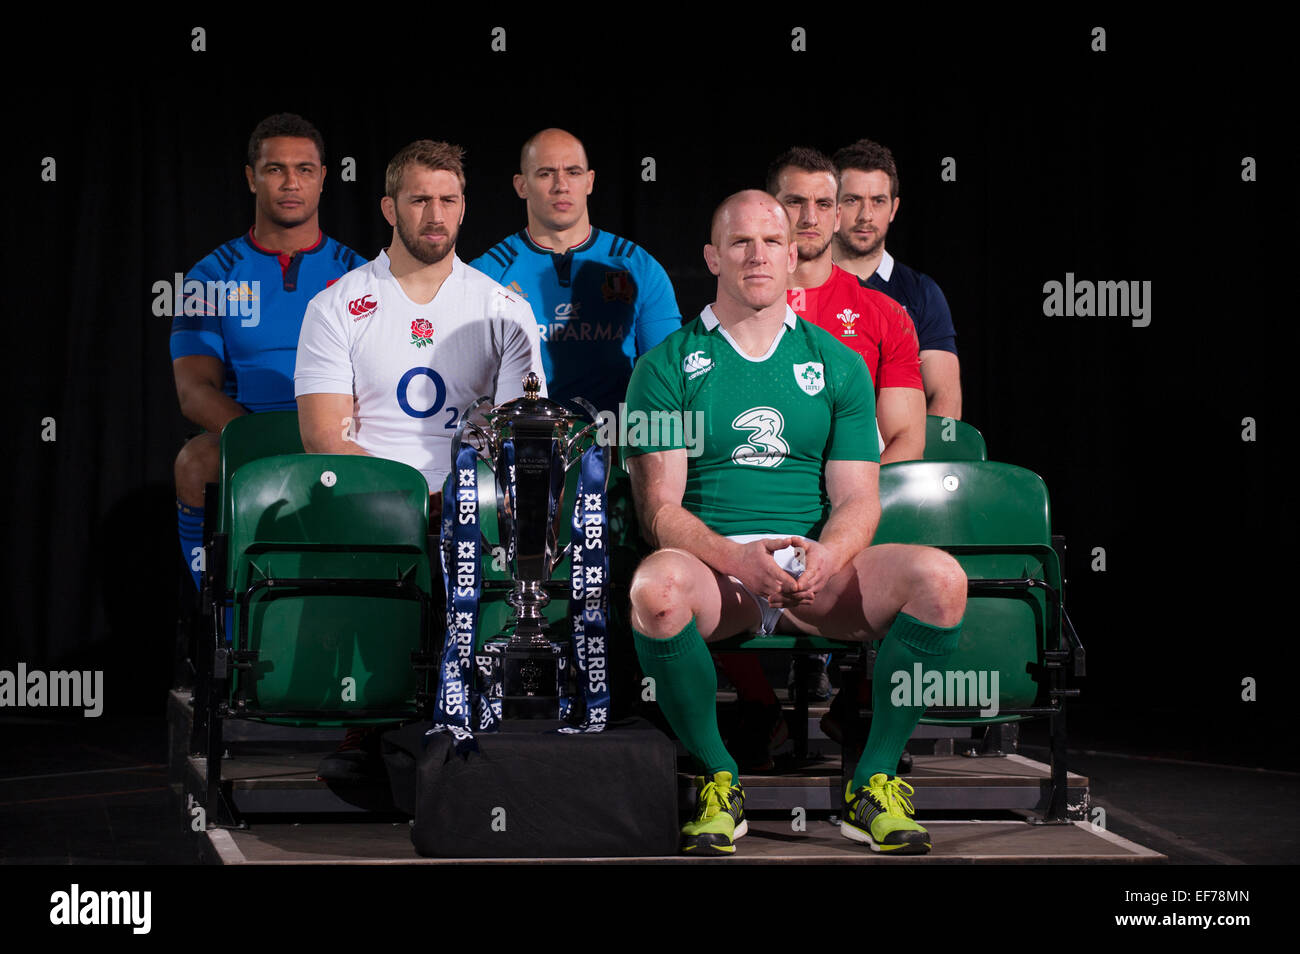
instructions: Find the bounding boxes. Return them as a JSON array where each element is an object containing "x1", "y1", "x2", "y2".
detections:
[{"x1": 410, "y1": 318, "x2": 434, "y2": 348}]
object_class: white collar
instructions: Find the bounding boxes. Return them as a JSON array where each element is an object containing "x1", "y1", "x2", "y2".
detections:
[
  {"x1": 699, "y1": 304, "x2": 797, "y2": 363},
  {"x1": 699, "y1": 303, "x2": 798, "y2": 331},
  {"x1": 376, "y1": 248, "x2": 462, "y2": 279},
  {"x1": 376, "y1": 250, "x2": 462, "y2": 304},
  {"x1": 875, "y1": 249, "x2": 895, "y2": 281}
]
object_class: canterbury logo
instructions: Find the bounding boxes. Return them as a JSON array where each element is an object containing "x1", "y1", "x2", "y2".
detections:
[
  {"x1": 682, "y1": 350, "x2": 714, "y2": 379},
  {"x1": 348, "y1": 295, "x2": 378, "y2": 319}
]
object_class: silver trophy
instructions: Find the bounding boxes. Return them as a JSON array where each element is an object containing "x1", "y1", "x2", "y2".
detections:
[{"x1": 452, "y1": 372, "x2": 604, "y2": 719}]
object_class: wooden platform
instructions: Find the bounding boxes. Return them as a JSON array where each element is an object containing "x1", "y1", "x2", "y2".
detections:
[
  {"x1": 741, "y1": 753, "x2": 1088, "y2": 813},
  {"x1": 173, "y1": 689, "x2": 1086, "y2": 819},
  {"x1": 173, "y1": 689, "x2": 1144, "y2": 862},
  {"x1": 202, "y1": 817, "x2": 1161, "y2": 865}
]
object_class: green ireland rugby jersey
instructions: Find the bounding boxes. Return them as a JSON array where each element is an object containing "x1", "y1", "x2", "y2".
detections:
[{"x1": 623, "y1": 305, "x2": 878, "y2": 537}]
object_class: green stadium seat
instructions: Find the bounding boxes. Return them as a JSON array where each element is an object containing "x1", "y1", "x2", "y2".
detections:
[
  {"x1": 223, "y1": 454, "x2": 434, "y2": 724},
  {"x1": 923, "y1": 415, "x2": 987, "y2": 461},
  {"x1": 874, "y1": 460, "x2": 1064, "y2": 725},
  {"x1": 216, "y1": 410, "x2": 305, "y2": 535},
  {"x1": 706, "y1": 458, "x2": 1081, "y2": 772},
  {"x1": 190, "y1": 411, "x2": 305, "y2": 667}
]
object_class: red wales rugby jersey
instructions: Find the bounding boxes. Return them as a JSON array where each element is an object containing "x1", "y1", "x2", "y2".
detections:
[{"x1": 788, "y1": 265, "x2": 922, "y2": 393}]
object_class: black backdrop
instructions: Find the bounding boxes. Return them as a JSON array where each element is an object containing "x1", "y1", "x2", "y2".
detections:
[{"x1": 3, "y1": 13, "x2": 1290, "y2": 763}]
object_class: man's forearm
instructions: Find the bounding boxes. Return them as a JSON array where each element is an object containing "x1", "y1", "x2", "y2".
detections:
[
  {"x1": 646, "y1": 501, "x2": 746, "y2": 578},
  {"x1": 926, "y1": 386, "x2": 961, "y2": 421},
  {"x1": 302, "y1": 427, "x2": 372, "y2": 456},
  {"x1": 814, "y1": 494, "x2": 878, "y2": 574},
  {"x1": 880, "y1": 425, "x2": 925, "y2": 464},
  {"x1": 179, "y1": 383, "x2": 246, "y2": 435},
  {"x1": 920, "y1": 350, "x2": 962, "y2": 420}
]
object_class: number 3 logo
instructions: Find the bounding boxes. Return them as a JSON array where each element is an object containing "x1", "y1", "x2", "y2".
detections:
[{"x1": 731, "y1": 407, "x2": 788, "y2": 468}]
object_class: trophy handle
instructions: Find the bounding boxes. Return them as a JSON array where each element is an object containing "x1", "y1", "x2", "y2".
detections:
[
  {"x1": 572, "y1": 396, "x2": 601, "y2": 424},
  {"x1": 562, "y1": 423, "x2": 602, "y2": 470},
  {"x1": 559, "y1": 399, "x2": 607, "y2": 471},
  {"x1": 451, "y1": 395, "x2": 498, "y2": 464}
]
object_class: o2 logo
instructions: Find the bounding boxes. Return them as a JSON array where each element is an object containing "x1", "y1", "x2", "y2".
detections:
[{"x1": 397, "y1": 367, "x2": 459, "y2": 429}]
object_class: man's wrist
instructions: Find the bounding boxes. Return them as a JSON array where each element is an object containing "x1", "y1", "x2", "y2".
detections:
[
  {"x1": 655, "y1": 505, "x2": 742, "y2": 578},
  {"x1": 811, "y1": 536, "x2": 855, "y2": 577},
  {"x1": 710, "y1": 536, "x2": 746, "y2": 579}
]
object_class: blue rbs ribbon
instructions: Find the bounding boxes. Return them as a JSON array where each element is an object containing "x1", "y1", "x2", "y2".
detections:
[
  {"x1": 427, "y1": 443, "x2": 483, "y2": 754},
  {"x1": 561, "y1": 444, "x2": 610, "y2": 733},
  {"x1": 428, "y1": 438, "x2": 610, "y2": 752}
]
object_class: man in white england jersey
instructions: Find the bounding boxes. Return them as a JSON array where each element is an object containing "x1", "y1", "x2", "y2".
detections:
[
  {"x1": 296, "y1": 139, "x2": 544, "y2": 503},
  {"x1": 294, "y1": 139, "x2": 544, "y2": 780}
]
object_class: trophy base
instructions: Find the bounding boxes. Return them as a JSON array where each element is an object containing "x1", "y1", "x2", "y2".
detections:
[
  {"x1": 501, "y1": 641, "x2": 562, "y2": 721},
  {"x1": 502, "y1": 694, "x2": 561, "y2": 721}
]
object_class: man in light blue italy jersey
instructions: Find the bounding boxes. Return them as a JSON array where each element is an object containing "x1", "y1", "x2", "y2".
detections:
[{"x1": 471, "y1": 129, "x2": 680, "y2": 413}]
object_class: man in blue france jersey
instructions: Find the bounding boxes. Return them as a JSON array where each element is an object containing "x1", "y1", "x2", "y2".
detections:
[
  {"x1": 169, "y1": 113, "x2": 365, "y2": 594},
  {"x1": 470, "y1": 128, "x2": 681, "y2": 413},
  {"x1": 832, "y1": 139, "x2": 962, "y2": 420}
]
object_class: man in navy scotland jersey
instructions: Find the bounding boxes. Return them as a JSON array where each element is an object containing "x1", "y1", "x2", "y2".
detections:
[
  {"x1": 170, "y1": 113, "x2": 365, "y2": 594},
  {"x1": 831, "y1": 139, "x2": 962, "y2": 420},
  {"x1": 470, "y1": 128, "x2": 680, "y2": 413}
]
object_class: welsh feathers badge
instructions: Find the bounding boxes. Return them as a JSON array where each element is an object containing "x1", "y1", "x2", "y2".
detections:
[
  {"x1": 410, "y1": 318, "x2": 435, "y2": 348},
  {"x1": 794, "y1": 362, "x2": 825, "y2": 395}
]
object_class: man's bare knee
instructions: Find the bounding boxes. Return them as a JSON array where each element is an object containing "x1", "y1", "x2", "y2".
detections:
[
  {"x1": 629, "y1": 550, "x2": 699, "y2": 638},
  {"x1": 174, "y1": 434, "x2": 220, "y2": 506},
  {"x1": 915, "y1": 548, "x2": 966, "y2": 627}
]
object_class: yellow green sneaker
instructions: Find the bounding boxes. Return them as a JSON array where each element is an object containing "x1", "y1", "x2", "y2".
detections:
[
  {"x1": 681, "y1": 771, "x2": 747, "y2": 855},
  {"x1": 841, "y1": 774, "x2": 930, "y2": 854}
]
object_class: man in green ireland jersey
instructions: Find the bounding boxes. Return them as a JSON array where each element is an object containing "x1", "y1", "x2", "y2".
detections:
[{"x1": 622, "y1": 191, "x2": 967, "y2": 856}]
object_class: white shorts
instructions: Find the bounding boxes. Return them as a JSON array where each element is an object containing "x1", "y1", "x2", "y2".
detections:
[{"x1": 726, "y1": 534, "x2": 808, "y2": 636}]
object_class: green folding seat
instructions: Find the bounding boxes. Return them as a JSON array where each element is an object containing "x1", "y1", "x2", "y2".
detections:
[
  {"x1": 216, "y1": 410, "x2": 305, "y2": 535},
  {"x1": 189, "y1": 410, "x2": 307, "y2": 735},
  {"x1": 922, "y1": 415, "x2": 987, "y2": 461},
  {"x1": 224, "y1": 454, "x2": 434, "y2": 725},
  {"x1": 874, "y1": 460, "x2": 1061, "y2": 725}
]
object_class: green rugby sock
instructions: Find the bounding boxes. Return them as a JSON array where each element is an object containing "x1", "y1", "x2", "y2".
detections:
[
  {"x1": 853, "y1": 612, "x2": 963, "y2": 789},
  {"x1": 634, "y1": 618, "x2": 739, "y2": 781}
]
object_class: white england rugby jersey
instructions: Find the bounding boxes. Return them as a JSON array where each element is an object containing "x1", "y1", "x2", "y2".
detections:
[{"x1": 295, "y1": 250, "x2": 545, "y2": 491}]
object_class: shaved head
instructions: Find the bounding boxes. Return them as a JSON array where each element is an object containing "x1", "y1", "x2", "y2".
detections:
[
  {"x1": 710, "y1": 190, "x2": 790, "y2": 246},
  {"x1": 520, "y1": 128, "x2": 589, "y2": 174},
  {"x1": 704, "y1": 190, "x2": 797, "y2": 315},
  {"x1": 514, "y1": 128, "x2": 595, "y2": 240}
]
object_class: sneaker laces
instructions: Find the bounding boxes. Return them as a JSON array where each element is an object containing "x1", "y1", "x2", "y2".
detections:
[
  {"x1": 877, "y1": 777, "x2": 916, "y2": 817},
  {"x1": 696, "y1": 776, "x2": 734, "y2": 819}
]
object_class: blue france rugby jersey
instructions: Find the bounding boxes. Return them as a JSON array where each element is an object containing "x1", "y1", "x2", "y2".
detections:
[
  {"x1": 169, "y1": 229, "x2": 366, "y2": 412},
  {"x1": 470, "y1": 227, "x2": 681, "y2": 413}
]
